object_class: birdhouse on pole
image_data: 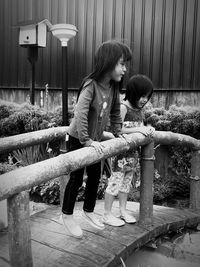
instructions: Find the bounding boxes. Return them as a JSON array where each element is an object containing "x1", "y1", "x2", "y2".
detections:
[
  {"x1": 18, "y1": 19, "x2": 52, "y2": 47},
  {"x1": 17, "y1": 19, "x2": 52, "y2": 105}
]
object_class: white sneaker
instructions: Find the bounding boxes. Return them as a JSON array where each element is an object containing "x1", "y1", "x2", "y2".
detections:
[
  {"x1": 82, "y1": 211, "x2": 105, "y2": 230},
  {"x1": 102, "y1": 214, "x2": 125, "y2": 227},
  {"x1": 120, "y1": 213, "x2": 136, "y2": 224},
  {"x1": 61, "y1": 214, "x2": 83, "y2": 238}
]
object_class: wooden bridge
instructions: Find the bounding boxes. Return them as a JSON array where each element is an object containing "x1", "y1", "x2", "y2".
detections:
[
  {"x1": 1, "y1": 200, "x2": 200, "y2": 267},
  {"x1": 0, "y1": 127, "x2": 200, "y2": 266}
]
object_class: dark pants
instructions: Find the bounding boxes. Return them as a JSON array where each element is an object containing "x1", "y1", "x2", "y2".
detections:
[{"x1": 62, "y1": 135, "x2": 101, "y2": 215}]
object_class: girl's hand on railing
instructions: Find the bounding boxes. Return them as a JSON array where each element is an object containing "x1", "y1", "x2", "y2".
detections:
[
  {"x1": 102, "y1": 131, "x2": 115, "y2": 140},
  {"x1": 90, "y1": 141, "x2": 105, "y2": 154},
  {"x1": 146, "y1": 126, "x2": 155, "y2": 138},
  {"x1": 134, "y1": 126, "x2": 155, "y2": 138}
]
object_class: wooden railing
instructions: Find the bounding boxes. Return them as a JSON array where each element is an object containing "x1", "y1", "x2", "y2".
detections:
[{"x1": 0, "y1": 127, "x2": 200, "y2": 267}]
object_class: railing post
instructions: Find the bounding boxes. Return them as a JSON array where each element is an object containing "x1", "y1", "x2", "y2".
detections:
[
  {"x1": 7, "y1": 191, "x2": 32, "y2": 267},
  {"x1": 190, "y1": 150, "x2": 200, "y2": 210},
  {"x1": 139, "y1": 141, "x2": 155, "y2": 225}
]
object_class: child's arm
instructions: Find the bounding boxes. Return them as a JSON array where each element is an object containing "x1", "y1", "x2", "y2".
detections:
[
  {"x1": 120, "y1": 103, "x2": 154, "y2": 137},
  {"x1": 102, "y1": 131, "x2": 115, "y2": 140},
  {"x1": 102, "y1": 126, "x2": 155, "y2": 140},
  {"x1": 122, "y1": 125, "x2": 155, "y2": 137}
]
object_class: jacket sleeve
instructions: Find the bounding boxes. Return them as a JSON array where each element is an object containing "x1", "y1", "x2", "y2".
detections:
[
  {"x1": 74, "y1": 82, "x2": 94, "y2": 146},
  {"x1": 110, "y1": 88, "x2": 122, "y2": 137}
]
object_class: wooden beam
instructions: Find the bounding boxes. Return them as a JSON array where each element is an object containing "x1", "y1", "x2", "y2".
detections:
[
  {"x1": 190, "y1": 150, "x2": 200, "y2": 210},
  {"x1": 1, "y1": 130, "x2": 200, "y2": 202},
  {"x1": 1, "y1": 129, "x2": 199, "y2": 156},
  {"x1": 0, "y1": 133, "x2": 151, "y2": 201},
  {"x1": 139, "y1": 141, "x2": 155, "y2": 225},
  {"x1": 0, "y1": 126, "x2": 68, "y2": 155},
  {"x1": 7, "y1": 191, "x2": 32, "y2": 267},
  {"x1": 153, "y1": 131, "x2": 200, "y2": 150}
]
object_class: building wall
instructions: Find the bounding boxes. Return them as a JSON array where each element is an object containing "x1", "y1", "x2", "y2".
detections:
[{"x1": 0, "y1": 0, "x2": 200, "y2": 108}]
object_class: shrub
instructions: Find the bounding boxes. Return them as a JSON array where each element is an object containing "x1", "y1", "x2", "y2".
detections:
[
  {"x1": 0, "y1": 160, "x2": 17, "y2": 174},
  {"x1": 0, "y1": 102, "x2": 63, "y2": 137},
  {"x1": 1, "y1": 101, "x2": 199, "y2": 206},
  {"x1": 144, "y1": 104, "x2": 200, "y2": 139},
  {"x1": 30, "y1": 179, "x2": 60, "y2": 205},
  {"x1": 143, "y1": 104, "x2": 199, "y2": 205},
  {"x1": 0, "y1": 101, "x2": 63, "y2": 204}
]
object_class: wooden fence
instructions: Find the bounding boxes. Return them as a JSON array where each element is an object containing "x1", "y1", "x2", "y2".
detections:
[{"x1": 0, "y1": 127, "x2": 200, "y2": 266}]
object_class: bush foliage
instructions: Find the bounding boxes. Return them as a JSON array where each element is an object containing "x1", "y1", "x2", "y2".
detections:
[
  {"x1": 0, "y1": 100, "x2": 199, "y2": 206},
  {"x1": 144, "y1": 104, "x2": 200, "y2": 139},
  {"x1": 143, "y1": 104, "x2": 199, "y2": 205},
  {"x1": 0, "y1": 102, "x2": 63, "y2": 137}
]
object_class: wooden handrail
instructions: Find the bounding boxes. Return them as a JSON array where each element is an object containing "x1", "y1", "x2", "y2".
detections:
[
  {"x1": 0, "y1": 129, "x2": 200, "y2": 267},
  {"x1": 154, "y1": 131, "x2": 200, "y2": 150},
  {"x1": 0, "y1": 130, "x2": 200, "y2": 201},
  {"x1": 0, "y1": 133, "x2": 151, "y2": 201},
  {"x1": 1, "y1": 128, "x2": 200, "y2": 155},
  {"x1": 0, "y1": 126, "x2": 68, "y2": 154}
]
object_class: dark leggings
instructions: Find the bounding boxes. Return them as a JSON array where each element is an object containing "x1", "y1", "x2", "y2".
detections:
[{"x1": 62, "y1": 135, "x2": 101, "y2": 215}]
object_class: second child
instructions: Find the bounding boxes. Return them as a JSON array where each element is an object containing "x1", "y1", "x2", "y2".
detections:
[{"x1": 103, "y1": 74, "x2": 155, "y2": 226}]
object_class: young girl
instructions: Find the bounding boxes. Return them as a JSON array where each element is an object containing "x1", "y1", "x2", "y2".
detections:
[
  {"x1": 103, "y1": 74, "x2": 155, "y2": 227},
  {"x1": 61, "y1": 40, "x2": 132, "y2": 238}
]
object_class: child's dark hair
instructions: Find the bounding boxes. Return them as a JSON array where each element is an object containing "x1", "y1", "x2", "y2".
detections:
[
  {"x1": 77, "y1": 40, "x2": 132, "y2": 98},
  {"x1": 91, "y1": 40, "x2": 132, "y2": 81},
  {"x1": 124, "y1": 75, "x2": 154, "y2": 108}
]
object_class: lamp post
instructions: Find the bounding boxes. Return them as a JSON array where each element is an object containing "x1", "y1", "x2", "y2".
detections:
[
  {"x1": 27, "y1": 46, "x2": 38, "y2": 105},
  {"x1": 50, "y1": 24, "x2": 77, "y2": 126}
]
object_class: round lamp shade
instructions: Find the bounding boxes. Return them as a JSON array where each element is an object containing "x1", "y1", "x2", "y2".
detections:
[{"x1": 50, "y1": 24, "x2": 77, "y2": 46}]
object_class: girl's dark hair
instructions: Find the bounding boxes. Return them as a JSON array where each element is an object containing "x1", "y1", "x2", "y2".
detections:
[
  {"x1": 124, "y1": 74, "x2": 154, "y2": 108},
  {"x1": 77, "y1": 40, "x2": 132, "y2": 98}
]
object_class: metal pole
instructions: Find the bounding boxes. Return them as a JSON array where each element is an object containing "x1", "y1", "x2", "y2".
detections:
[
  {"x1": 27, "y1": 47, "x2": 38, "y2": 105},
  {"x1": 31, "y1": 61, "x2": 35, "y2": 105},
  {"x1": 62, "y1": 46, "x2": 68, "y2": 126}
]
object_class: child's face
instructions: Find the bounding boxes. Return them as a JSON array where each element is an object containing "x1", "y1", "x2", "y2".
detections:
[
  {"x1": 110, "y1": 57, "x2": 127, "y2": 82},
  {"x1": 137, "y1": 95, "x2": 149, "y2": 108}
]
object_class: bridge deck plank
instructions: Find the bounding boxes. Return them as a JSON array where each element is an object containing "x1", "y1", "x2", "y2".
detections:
[{"x1": 0, "y1": 200, "x2": 200, "y2": 267}]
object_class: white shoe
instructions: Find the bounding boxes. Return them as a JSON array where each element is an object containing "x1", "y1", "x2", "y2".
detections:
[
  {"x1": 61, "y1": 214, "x2": 83, "y2": 238},
  {"x1": 120, "y1": 213, "x2": 136, "y2": 224},
  {"x1": 102, "y1": 214, "x2": 125, "y2": 227},
  {"x1": 82, "y1": 211, "x2": 105, "y2": 230}
]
